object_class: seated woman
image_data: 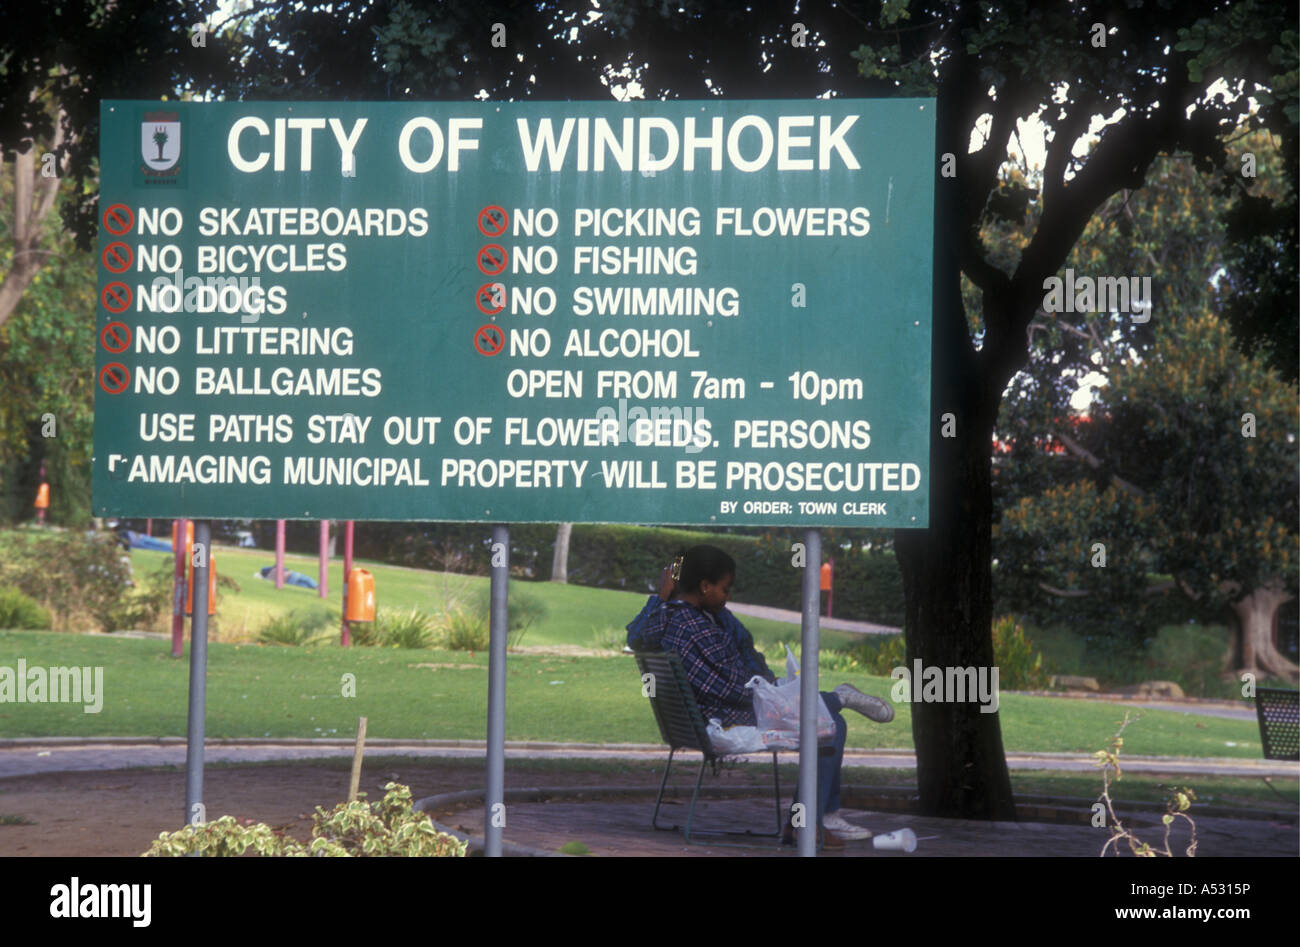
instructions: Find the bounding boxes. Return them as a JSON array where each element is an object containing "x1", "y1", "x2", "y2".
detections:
[{"x1": 626, "y1": 544, "x2": 893, "y2": 846}]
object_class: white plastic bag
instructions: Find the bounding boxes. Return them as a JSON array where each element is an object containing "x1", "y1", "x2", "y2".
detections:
[
  {"x1": 748, "y1": 673, "x2": 835, "y2": 740},
  {"x1": 780, "y1": 644, "x2": 799, "y2": 685},
  {"x1": 706, "y1": 717, "x2": 766, "y2": 755}
]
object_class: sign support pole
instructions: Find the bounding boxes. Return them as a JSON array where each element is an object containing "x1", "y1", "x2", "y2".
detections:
[
  {"x1": 184, "y1": 519, "x2": 211, "y2": 840},
  {"x1": 798, "y1": 528, "x2": 821, "y2": 857},
  {"x1": 485, "y1": 524, "x2": 508, "y2": 857}
]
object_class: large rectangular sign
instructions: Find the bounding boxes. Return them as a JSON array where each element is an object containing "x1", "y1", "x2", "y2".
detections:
[{"x1": 94, "y1": 99, "x2": 934, "y2": 525}]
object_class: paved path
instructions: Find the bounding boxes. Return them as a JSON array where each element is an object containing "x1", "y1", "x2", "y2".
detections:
[
  {"x1": 1, "y1": 738, "x2": 1295, "y2": 780},
  {"x1": 726, "y1": 601, "x2": 899, "y2": 634},
  {"x1": 427, "y1": 795, "x2": 1297, "y2": 857}
]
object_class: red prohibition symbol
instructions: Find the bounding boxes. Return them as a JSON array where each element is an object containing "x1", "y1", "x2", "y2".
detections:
[
  {"x1": 102, "y1": 203, "x2": 134, "y2": 236},
  {"x1": 476, "y1": 281, "x2": 506, "y2": 315},
  {"x1": 478, "y1": 205, "x2": 508, "y2": 237},
  {"x1": 101, "y1": 282, "x2": 133, "y2": 313},
  {"x1": 474, "y1": 324, "x2": 505, "y2": 357},
  {"x1": 99, "y1": 363, "x2": 130, "y2": 394},
  {"x1": 103, "y1": 242, "x2": 133, "y2": 273},
  {"x1": 100, "y1": 322, "x2": 132, "y2": 353},
  {"x1": 477, "y1": 244, "x2": 508, "y2": 276}
]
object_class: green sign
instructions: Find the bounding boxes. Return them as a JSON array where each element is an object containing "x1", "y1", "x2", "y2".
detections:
[{"x1": 94, "y1": 99, "x2": 934, "y2": 526}]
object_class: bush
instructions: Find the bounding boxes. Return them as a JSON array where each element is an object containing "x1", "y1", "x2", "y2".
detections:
[
  {"x1": 589, "y1": 625, "x2": 627, "y2": 653},
  {"x1": 256, "y1": 608, "x2": 334, "y2": 646},
  {"x1": 441, "y1": 607, "x2": 489, "y2": 651},
  {"x1": 470, "y1": 586, "x2": 547, "y2": 649},
  {"x1": 144, "y1": 783, "x2": 466, "y2": 857},
  {"x1": 847, "y1": 633, "x2": 908, "y2": 675},
  {"x1": 0, "y1": 529, "x2": 137, "y2": 631},
  {"x1": 0, "y1": 586, "x2": 51, "y2": 630},
  {"x1": 347, "y1": 617, "x2": 384, "y2": 647},
  {"x1": 991, "y1": 614, "x2": 1050, "y2": 690},
  {"x1": 372, "y1": 607, "x2": 437, "y2": 649},
  {"x1": 128, "y1": 557, "x2": 176, "y2": 633}
]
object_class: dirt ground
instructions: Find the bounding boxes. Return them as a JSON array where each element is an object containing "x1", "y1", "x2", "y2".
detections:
[{"x1": 0, "y1": 757, "x2": 770, "y2": 856}]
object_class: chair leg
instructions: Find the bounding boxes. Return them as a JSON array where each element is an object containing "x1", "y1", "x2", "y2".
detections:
[
  {"x1": 682, "y1": 756, "x2": 709, "y2": 844},
  {"x1": 771, "y1": 752, "x2": 783, "y2": 835},
  {"x1": 651, "y1": 747, "x2": 677, "y2": 831}
]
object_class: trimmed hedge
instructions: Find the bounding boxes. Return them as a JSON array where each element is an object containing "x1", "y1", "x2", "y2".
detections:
[{"x1": 350, "y1": 522, "x2": 908, "y2": 626}]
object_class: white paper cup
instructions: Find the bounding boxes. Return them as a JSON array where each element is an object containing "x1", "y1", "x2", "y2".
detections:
[{"x1": 871, "y1": 828, "x2": 917, "y2": 853}]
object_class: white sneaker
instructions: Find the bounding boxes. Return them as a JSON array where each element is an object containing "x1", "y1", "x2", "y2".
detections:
[
  {"x1": 834, "y1": 683, "x2": 895, "y2": 723},
  {"x1": 822, "y1": 812, "x2": 873, "y2": 840}
]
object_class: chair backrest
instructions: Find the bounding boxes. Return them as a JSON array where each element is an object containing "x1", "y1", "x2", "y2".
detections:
[
  {"x1": 633, "y1": 651, "x2": 716, "y2": 760},
  {"x1": 1255, "y1": 687, "x2": 1299, "y2": 761}
]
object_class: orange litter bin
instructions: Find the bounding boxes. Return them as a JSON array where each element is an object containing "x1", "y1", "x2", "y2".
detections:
[{"x1": 345, "y1": 569, "x2": 375, "y2": 622}]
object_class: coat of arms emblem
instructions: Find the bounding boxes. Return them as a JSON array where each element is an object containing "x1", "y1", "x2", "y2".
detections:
[{"x1": 141, "y1": 111, "x2": 181, "y2": 178}]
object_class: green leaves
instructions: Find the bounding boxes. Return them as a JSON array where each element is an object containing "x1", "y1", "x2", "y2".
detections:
[{"x1": 144, "y1": 782, "x2": 467, "y2": 857}]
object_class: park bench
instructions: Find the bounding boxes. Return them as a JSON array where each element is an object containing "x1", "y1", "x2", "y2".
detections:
[
  {"x1": 633, "y1": 650, "x2": 795, "y2": 847},
  {"x1": 1254, "y1": 687, "x2": 1299, "y2": 762}
]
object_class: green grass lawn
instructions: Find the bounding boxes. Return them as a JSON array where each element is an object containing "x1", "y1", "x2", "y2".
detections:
[
  {"x1": 0, "y1": 629, "x2": 1267, "y2": 758},
  {"x1": 128, "y1": 543, "x2": 860, "y2": 652}
]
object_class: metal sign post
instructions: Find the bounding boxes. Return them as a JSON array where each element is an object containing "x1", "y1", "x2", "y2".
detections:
[
  {"x1": 798, "y1": 529, "x2": 821, "y2": 857},
  {"x1": 184, "y1": 520, "x2": 211, "y2": 837},
  {"x1": 485, "y1": 524, "x2": 509, "y2": 857}
]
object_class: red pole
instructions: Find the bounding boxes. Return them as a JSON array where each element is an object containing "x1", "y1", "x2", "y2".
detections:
[
  {"x1": 342, "y1": 520, "x2": 354, "y2": 646},
  {"x1": 171, "y1": 518, "x2": 186, "y2": 657},
  {"x1": 275, "y1": 520, "x2": 285, "y2": 589},
  {"x1": 146, "y1": 518, "x2": 152, "y2": 537},
  {"x1": 319, "y1": 520, "x2": 329, "y2": 598}
]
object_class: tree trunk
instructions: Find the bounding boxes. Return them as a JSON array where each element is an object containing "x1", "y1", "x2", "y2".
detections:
[
  {"x1": 0, "y1": 115, "x2": 65, "y2": 330},
  {"x1": 893, "y1": 183, "x2": 1017, "y2": 820},
  {"x1": 1226, "y1": 581, "x2": 1298, "y2": 682},
  {"x1": 896, "y1": 413, "x2": 1017, "y2": 819},
  {"x1": 551, "y1": 522, "x2": 572, "y2": 583}
]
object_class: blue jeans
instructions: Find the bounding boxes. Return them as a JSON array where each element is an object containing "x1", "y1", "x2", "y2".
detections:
[{"x1": 790, "y1": 691, "x2": 847, "y2": 822}]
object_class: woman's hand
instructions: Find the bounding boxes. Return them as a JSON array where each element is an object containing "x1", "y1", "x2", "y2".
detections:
[{"x1": 657, "y1": 564, "x2": 677, "y2": 600}]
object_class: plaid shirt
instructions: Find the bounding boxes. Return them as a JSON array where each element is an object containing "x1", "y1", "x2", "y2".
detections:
[
  {"x1": 627, "y1": 596, "x2": 776, "y2": 682},
  {"x1": 626, "y1": 596, "x2": 773, "y2": 727}
]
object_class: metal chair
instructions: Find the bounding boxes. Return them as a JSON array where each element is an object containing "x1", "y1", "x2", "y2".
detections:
[{"x1": 633, "y1": 650, "x2": 790, "y2": 847}]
